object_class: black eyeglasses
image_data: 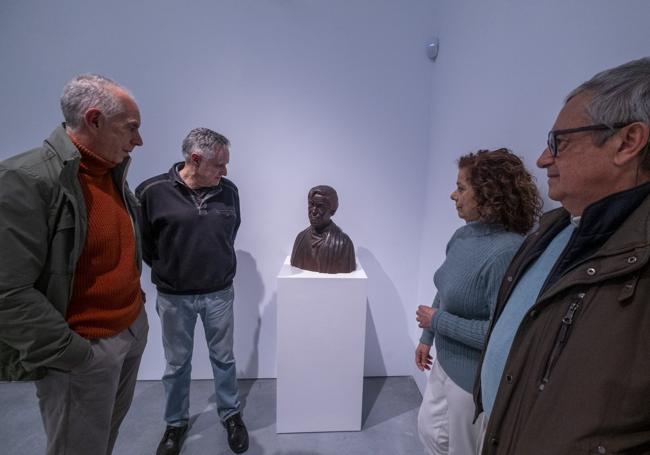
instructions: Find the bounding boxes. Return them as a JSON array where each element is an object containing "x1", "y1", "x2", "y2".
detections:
[{"x1": 547, "y1": 122, "x2": 631, "y2": 157}]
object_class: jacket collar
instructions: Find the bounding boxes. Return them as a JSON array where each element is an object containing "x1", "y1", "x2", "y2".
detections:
[
  {"x1": 46, "y1": 124, "x2": 131, "y2": 181},
  {"x1": 45, "y1": 124, "x2": 81, "y2": 163},
  {"x1": 169, "y1": 162, "x2": 183, "y2": 184},
  {"x1": 594, "y1": 182, "x2": 650, "y2": 253},
  {"x1": 579, "y1": 180, "x2": 650, "y2": 242},
  {"x1": 499, "y1": 182, "x2": 650, "y2": 307},
  {"x1": 168, "y1": 161, "x2": 223, "y2": 195},
  {"x1": 537, "y1": 181, "x2": 650, "y2": 240},
  {"x1": 544, "y1": 181, "x2": 650, "y2": 265},
  {"x1": 536, "y1": 182, "x2": 650, "y2": 300}
]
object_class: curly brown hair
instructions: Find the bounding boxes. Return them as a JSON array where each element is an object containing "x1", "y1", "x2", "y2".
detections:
[{"x1": 458, "y1": 148, "x2": 542, "y2": 234}]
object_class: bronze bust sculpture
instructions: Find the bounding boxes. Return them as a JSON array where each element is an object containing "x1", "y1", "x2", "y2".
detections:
[{"x1": 290, "y1": 185, "x2": 356, "y2": 274}]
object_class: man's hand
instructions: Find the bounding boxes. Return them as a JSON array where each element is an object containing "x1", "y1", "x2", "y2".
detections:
[
  {"x1": 415, "y1": 342, "x2": 433, "y2": 371},
  {"x1": 416, "y1": 305, "x2": 437, "y2": 329}
]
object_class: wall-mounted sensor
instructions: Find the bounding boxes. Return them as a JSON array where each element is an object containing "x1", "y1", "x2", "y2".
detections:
[{"x1": 426, "y1": 38, "x2": 439, "y2": 61}]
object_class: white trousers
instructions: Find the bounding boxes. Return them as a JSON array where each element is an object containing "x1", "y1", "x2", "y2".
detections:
[{"x1": 417, "y1": 357, "x2": 483, "y2": 455}]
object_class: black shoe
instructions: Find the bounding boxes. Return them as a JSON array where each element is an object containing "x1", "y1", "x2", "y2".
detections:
[
  {"x1": 156, "y1": 425, "x2": 188, "y2": 455},
  {"x1": 223, "y1": 413, "x2": 249, "y2": 453}
]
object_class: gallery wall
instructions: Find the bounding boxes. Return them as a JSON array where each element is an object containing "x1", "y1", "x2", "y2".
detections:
[
  {"x1": 0, "y1": 0, "x2": 437, "y2": 380},
  {"x1": 2, "y1": 1, "x2": 650, "y2": 390},
  {"x1": 415, "y1": 0, "x2": 650, "y2": 390}
]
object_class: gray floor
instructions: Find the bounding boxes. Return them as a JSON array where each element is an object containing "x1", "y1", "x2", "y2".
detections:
[{"x1": 0, "y1": 377, "x2": 424, "y2": 455}]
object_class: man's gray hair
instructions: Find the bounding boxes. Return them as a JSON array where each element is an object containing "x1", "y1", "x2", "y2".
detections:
[
  {"x1": 182, "y1": 128, "x2": 230, "y2": 160},
  {"x1": 567, "y1": 57, "x2": 650, "y2": 152},
  {"x1": 60, "y1": 74, "x2": 131, "y2": 128}
]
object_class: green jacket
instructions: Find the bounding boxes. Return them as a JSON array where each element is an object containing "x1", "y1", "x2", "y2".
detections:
[{"x1": 0, "y1": 125, "x2": 143, "y2": 381}]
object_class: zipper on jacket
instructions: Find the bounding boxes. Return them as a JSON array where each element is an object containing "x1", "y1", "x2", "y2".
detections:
[
  {"x1": 539, "y1": 292, "x2": 585, "y2": 388},
  {"x1": 117, "y1": 158, "x2": 142, "y2": 269},
  {"x1": 61, "y1": 189, "x2": 80, "y2": 300},
  {"x1": 60, "y1": 161, "x2": 85, "y2": 301}
]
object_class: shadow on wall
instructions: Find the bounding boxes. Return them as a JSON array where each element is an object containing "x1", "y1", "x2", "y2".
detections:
[
  {"x1": 261, "y1": 292, "x2": 277, "y2": 377},
  {"x1": 364, "y1": 301, "x2": 386, "y2": 376},
  {"x1": 357, "y1": 247, "x2": 414, "y2": 378},
  {"x1": 234, "y1": 250, "x2": 264, "y2": 379}
]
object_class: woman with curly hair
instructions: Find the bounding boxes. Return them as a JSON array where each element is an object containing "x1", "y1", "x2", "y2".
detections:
[{"x1": 415, "y1": 148, "x2": 541, "y2": 455}]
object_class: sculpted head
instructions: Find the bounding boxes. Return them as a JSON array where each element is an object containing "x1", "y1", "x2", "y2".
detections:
[
  {"x1": 307, "y1": 185, "x2": 338, "y2": 232},
  {"x1": 291, "y1": 185, "x2": 355, "y2": 273}
]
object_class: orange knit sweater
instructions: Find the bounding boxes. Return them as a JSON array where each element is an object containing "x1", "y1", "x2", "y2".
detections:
[{"x1": 66, "y1": 135, "x2": 142, "y2": 339}]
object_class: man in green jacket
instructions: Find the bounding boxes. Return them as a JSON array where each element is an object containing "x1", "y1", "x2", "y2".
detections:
[{"x1": 0, "y1": 74, "x2": 147, "y2": 455}]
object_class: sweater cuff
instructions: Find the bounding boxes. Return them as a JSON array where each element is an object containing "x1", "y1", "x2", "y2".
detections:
[
  {"x1": 431, "y1": 311, "x2": 442, "y2": 332},
  {"x1": 419, "y1": 327, "x2": 434, "y2": 345}
]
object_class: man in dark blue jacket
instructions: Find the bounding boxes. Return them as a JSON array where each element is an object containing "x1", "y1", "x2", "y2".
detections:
[{"x1": 136, "y1": 127, "x2": 248, "y2": 455}]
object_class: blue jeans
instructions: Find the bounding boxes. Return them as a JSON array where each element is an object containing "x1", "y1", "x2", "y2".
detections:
[{"x1": 157, "y1": 286, "x2": 241, "y2": 426}]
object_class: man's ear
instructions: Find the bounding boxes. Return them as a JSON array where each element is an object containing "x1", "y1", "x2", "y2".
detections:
[
  {"x1": 190, "y1": 152, "x2": 202, "y2": 166},
  {"x1": 613, "y1": 122, "x2": 650, "y2": 167},
  {"x1": 83, "y1": 108, "x2": 103, "y2": 131}
]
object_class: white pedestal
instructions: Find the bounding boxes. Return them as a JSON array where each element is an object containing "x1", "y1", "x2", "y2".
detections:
[{"x1": 276, "y1": 256, "x2": 368, "y2": 433}]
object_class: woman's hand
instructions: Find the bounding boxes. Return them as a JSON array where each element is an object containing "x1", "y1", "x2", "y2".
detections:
[
  {"x1": 416, "y1": 305, "x2": 437, "y2": 329},
  {"x1": 415, "y1": 342, "x2": 433, "y2": 371}
]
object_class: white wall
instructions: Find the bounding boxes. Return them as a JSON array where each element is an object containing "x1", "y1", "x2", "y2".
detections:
[
  {"x1": 0, "y1": 0, "x2": 436, "y2": 380},
  {"x1": 2, "y1": 1, "x2": 650, "y2": 389},
  {"x1": 415, "y1": 0, "x2": 650, "y2": 391}
]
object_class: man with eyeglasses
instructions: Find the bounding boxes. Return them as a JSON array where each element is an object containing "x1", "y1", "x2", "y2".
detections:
[{"x1": 474, "y1": 57, "x2": 650, "y2": 455}]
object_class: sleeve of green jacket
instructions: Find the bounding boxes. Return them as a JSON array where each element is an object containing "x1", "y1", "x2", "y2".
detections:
[{"x1": 0, "y1": 166, "x2": 91, "y2": 373}]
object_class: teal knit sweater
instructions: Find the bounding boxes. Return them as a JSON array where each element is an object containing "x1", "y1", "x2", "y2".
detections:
[{"x1": 420, "y1": 222, "x2": 523, "y2": 392}]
